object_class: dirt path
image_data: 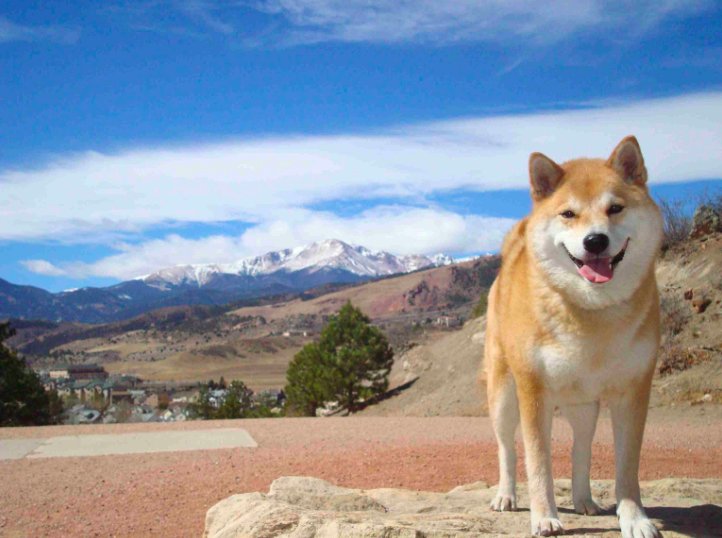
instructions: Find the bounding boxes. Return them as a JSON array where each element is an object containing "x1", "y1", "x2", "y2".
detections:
[{"x1": 1, "y1": 412, "x2": 720, "y2": 537}]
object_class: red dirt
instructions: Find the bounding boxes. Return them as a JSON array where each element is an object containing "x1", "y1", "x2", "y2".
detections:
[{"x1": 1, "y1": 412, "x2": 720, "y2": 537}]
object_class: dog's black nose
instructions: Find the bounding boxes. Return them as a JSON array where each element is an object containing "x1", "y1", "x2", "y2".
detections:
[{"x1": 583, "y1": 233, "x2": 609, "y2": 254}]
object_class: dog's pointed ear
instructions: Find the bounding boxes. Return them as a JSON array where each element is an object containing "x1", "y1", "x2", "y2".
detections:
[
  {"x1": 529, "y1": 152, "x2": 564, "y2": 200},
  {"x1": 607, "y1": 135, "x2": 647, "y2": 185}
]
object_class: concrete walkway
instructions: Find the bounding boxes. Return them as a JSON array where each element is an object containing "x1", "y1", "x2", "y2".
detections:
[{"x1": 0, "y1": 427, "x2": 257, "y2": 460}]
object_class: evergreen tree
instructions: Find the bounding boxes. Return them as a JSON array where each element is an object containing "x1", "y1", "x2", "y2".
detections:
[
  {"x1": 285, "y1": 302, "x2": 394, "y2": 415},
  {"x1": 0, "y1": 323, "x2": 63, "y2": 427},
  {"x1": 285, "y1": 342, "x2": 331, "y2": 416}
]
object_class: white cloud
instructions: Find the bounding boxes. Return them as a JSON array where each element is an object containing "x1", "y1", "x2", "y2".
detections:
[
  {"x1": 243, "y1": 0, "x2": 710, "y2": 46},
  {"x1": 28, "y1": 207, "x2": 515, "y2": 280},
  {"x1": 20, "y1": 259, "x2": 68, "y2": 277},
  {"x1": 0, "y1": 16, "x2": 79, "y2": 44},
  {"x1": 2, "y1": 92, "x2": 722, "y2": 246}
]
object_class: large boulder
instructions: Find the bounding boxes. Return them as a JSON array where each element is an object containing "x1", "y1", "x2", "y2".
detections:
[{"x1": 204, "y1": 476, "x2": 722, "y2": 537}]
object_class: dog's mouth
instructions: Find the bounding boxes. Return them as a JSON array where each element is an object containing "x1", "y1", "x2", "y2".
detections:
[{"x1": 563, "y1": 238, "x2": 629, "y2": 284}]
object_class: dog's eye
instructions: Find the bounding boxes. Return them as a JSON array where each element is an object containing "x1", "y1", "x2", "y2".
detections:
[
  {"x1": 560, "y1": 210, "x2": 576, "y2": 219},
  {"x1": 608, "y1": 204, "x2": 624, "y2": 215}
]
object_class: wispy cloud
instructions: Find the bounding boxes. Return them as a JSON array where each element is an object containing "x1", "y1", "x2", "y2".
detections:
[
  {"x1": 175, "y1": 0, "x2": 235, "y2": 35},
  {"x1": 20, "y1": 259, "x2": 68, "y2": 277},
  {"x1": 124, "y1": 0, "x2": 713, "y2": 47},
  {"x1": 3, "y1": 91, "x2": 721, "y2": 245},
  {"x1": 0, "y1": 16, "x2": 79, "y2": 45},
  {"x1": 24, "y1": 208, "x2": 515, "y2": 280},
  {"x1": 109, "y1": 1, "x2": 715, "y2": 47}
]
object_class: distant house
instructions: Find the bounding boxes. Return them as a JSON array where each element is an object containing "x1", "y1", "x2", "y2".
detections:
[
  {"x1": 282, "y1": 329, "x2": 309, "y2": 337},
  {"x1": 254, "y1": 389, "x2": 286, "y2": 407},
  {"x1": 209, "y1": 389, "x2": 228, "y2": 408},
  {"x1": 85, "y1": 380, "x2": 113, "y2": 401},
  {"x1": 68, "y1": 364, "x2": 108, "y2": 381},
  {"x1": 131, "y1": 404, "x2": 158, "y2": 423},
  {"x1": 49, "y1": 366, "x2": 71, "y2": 379},
  {"x1": 110, "y1": 374, "x2": 142, "y2": 388},
  {"x1": 110, "y1": 386, "x2": 133, "y2": 405},
  {"x1": 71, "y1": 380, "x2": 91, "y2": 402},
  {"x1": 434, "y1": 315, "x2": 462, "y2": 329}
]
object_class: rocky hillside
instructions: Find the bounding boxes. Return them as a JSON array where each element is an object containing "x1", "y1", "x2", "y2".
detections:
[{"x1": 361, "y1": 208, "x2": 721, "y2": 417}]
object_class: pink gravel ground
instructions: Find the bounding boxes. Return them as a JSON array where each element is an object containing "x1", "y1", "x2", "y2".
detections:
[{"x1": 1, "y1": 411, "x2": 721, "y2": 537}]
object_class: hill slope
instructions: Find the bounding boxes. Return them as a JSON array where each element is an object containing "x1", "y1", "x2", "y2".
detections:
[{"x1": 361, "y1": 230, "x2": 722, "y2": 416}]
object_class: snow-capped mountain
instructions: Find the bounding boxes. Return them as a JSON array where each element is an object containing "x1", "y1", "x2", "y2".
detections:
[
  {"x1": 140, "y1": 239, "x2": 453, "y2": 289},
  {"x1": 0, "y1": 240, "x2": 453, "y2": 324}
]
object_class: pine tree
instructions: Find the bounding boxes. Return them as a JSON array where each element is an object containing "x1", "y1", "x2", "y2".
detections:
[
  {"x1": 285, "y1": 302, "x2": 394, "y2": 415},
  {"x1": 0, "y1": 323, "x2": 63, "y2": 427}
]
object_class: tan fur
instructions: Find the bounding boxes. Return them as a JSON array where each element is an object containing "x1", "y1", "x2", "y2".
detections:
[{"x1": 485, "y1": 137, "x2": 663, "y2": 537}]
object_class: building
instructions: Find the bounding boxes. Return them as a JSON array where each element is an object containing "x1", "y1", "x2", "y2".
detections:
[
  {"x1": 49, "y1": 366, "x2": 70, "y2": 379},
  {"x1": 68, "y1": 364, "x2": 108, "y2": 380}
]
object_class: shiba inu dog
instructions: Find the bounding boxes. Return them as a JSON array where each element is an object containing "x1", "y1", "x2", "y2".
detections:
[{"x1": 484, "y1": 136, "x2": 663, "y2": 537}]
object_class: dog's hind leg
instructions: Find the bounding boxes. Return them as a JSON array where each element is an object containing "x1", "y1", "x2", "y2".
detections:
[
  {"x1": 562, "y1": 401, "x2": 602, "y2": 515},
  {"x1": 489, "y1": 371, "x2": 520, "y2": 512}
]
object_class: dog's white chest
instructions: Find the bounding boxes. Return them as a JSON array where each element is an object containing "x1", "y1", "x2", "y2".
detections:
[{"x1": 533, "y1": 324, "x2": 656, "y2": 403}]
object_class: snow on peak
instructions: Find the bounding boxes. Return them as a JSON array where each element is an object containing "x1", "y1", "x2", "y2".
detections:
[{"x1": 140, "y1": 239, "x2": 454, "y2": 287}]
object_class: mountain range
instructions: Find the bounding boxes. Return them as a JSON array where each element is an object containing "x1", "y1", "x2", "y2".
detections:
[{"x1": 0, "y1": 239, "x2": 452, "y2": 324}]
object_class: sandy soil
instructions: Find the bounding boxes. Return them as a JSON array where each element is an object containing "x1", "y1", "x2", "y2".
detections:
[{"x1": 1, "y1": 411, "x2": 720, "y2": 537}]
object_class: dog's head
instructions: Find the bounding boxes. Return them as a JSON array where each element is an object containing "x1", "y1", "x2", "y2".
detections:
[{"x1": 527, "y1": 136, "x2": 663, "y2": 309}]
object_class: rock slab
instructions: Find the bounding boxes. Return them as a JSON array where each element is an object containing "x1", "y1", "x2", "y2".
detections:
[{"x1": 205, "y1": 476, "x2": 722, "y2": 537}]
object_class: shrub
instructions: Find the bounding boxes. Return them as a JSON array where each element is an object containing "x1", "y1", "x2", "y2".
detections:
[
  {"x1": 658, "y1": 345, "x2": 710, "y2": 376},
  {"x1": 658, "y1": 198, "x2": 692, "y2": 249},
  {"x1": 471, "y1": 293, "x2": 489, "y2": 319},
  {"x1": 215, "y1": 381, "x2": 254, "y2": 419},
  {"x1": 660, "y1": 295, "x2": 691, "y2": 337},
  {"x1": 188, "y1": 378, "x2": 278, "y2": 419}
]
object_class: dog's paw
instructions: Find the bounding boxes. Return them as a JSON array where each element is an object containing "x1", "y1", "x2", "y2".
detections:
[
  {"x1": 489, "y1": 494, "x2": 517, "y2": 512},
  {"x1": 532, "y1": 517, "x2": 564, "y2": 536},
  {"x1": 619, "y1": 515, "x2": 661, "y2": 538},
  {"x1": 574, "y1": 496, "x2": 602, "y2": 515}
]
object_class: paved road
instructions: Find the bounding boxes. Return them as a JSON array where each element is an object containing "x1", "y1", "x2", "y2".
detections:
[{"x1": 0, "y1": 427, "x2": 257, "y2": 460}]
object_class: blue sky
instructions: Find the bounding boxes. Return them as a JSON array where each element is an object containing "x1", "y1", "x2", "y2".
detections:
[{"x1": 1, "y1": 1, "x2": 721, "y2": 292}]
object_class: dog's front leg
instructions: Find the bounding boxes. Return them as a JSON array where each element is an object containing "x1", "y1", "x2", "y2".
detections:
[
  {"x1": 609, "y1": 376, "x2": 661, "y2": 538},
  {"x1": 518, "y1": 384, "x2": 563, "y2": 536}
]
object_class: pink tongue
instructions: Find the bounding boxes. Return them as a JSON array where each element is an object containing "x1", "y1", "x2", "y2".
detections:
[{"x1": 578, "y1": 258, "x2": 613, "y2": 283}]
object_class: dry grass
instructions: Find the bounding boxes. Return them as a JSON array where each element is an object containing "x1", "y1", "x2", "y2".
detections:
[{"x1": 104, "y1": 336, "x2": 309, "y2": 389}]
